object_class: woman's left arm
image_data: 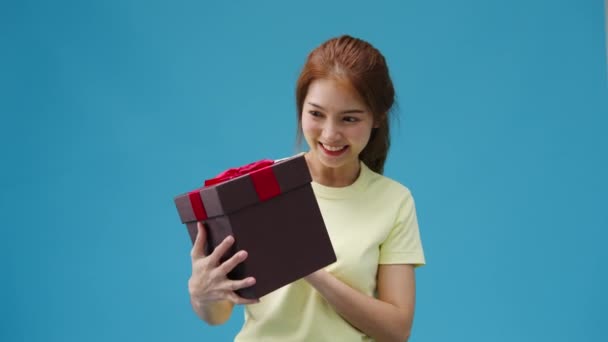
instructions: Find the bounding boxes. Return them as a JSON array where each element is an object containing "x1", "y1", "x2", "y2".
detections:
[{"x1": 304, "y1": 264, "x2": 416, "y2": 342}]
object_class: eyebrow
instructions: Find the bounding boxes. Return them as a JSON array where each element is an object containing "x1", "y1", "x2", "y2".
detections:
[{"x1": 307, "y1": 102, "x2": 366, "y2": 115}]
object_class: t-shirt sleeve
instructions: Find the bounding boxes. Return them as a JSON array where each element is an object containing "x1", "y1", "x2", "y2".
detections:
[{"x1": 378, "y1": 190, "x2": 426, "y2": 267}]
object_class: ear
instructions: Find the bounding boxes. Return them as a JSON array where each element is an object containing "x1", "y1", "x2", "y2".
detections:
[{"x1": 373, "y1": 113, "x2": 386, "y2": 128}]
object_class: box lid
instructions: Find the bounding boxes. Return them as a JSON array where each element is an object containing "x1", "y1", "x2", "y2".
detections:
[{"x1": 175, "y1": 154, "x2": 311, "y2": 223}]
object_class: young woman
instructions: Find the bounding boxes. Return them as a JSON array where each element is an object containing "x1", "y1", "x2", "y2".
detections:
[{"x1": 188, "y1": 35, "x2": 426, "y2": 342}]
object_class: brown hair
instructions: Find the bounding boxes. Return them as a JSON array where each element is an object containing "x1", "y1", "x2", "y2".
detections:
[{"x1": 295, "y1": 35, "x2": 396, "y2": 174}]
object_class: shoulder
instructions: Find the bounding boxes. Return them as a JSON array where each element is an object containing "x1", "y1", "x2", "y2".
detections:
[{"x1": 363, "y1": 163, "x2": 414, "y2": 202}]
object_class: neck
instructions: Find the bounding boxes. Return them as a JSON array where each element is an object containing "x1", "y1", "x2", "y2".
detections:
[{"x1": 304, "y1": 152, "x2": 361, "y2": 187}]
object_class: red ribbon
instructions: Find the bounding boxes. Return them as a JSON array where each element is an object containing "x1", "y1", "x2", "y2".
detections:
[
  {"x1": 189, "y1": 159, "x2": 280, "y2": 221},
  {"x1": 188, "y1": 190, "x2": 208, "y2": 221},
  {"x1": 204, "y1": 159, "x2": 275, "y2": 187},
  {"x1": 250, "y1": 163, "x2": 281, "y2": 201}
]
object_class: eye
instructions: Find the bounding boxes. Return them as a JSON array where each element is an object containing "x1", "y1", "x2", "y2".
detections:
[
  {"x1": 343, "y1": 116, "x2": 360, "y2": 123},
  {"x1": 308, "y1": 110, "x2": 323, "y2": 117}
]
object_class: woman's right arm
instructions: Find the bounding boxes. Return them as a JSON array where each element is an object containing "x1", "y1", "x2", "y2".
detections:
[{"x1": 188, "y1": 222, "x2": 258, "y2": 325}]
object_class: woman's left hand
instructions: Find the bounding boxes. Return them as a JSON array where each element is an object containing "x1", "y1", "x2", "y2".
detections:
[{"x1": 302, "y1": 265, "x2": 416, "y2": 342}]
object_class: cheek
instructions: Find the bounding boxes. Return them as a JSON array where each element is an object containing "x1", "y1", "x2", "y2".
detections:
[
  {"x1": 301, "y1": 116, "x2": 318, "y2": 136},
  {"x1": 352, "y1": 125, "x2": 374, "y2": 145}
]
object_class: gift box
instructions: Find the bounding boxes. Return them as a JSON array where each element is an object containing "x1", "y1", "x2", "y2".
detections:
[{"x1": 174, "y1": 154, "x2": 336, "y2": 299}]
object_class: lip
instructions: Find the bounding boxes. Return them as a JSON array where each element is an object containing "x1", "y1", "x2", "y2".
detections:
[{"x1": 319, "y1": 142, "x2": 348, "y2": 157}]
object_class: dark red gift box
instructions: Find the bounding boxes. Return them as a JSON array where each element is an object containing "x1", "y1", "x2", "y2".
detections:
[{"x1": 174, "y1": 154, "x2": 336, "y2": 299}]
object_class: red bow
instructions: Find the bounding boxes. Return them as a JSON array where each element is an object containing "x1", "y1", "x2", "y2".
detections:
[
  {"x1": 188, "y1": 159, "x2": 280, "y2": 221},
  {"x1": 204, "y1": 159, "x2": 275, "y2": 187}
]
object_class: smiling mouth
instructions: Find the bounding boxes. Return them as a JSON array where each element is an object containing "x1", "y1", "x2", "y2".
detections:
[{"x1": 319, "y1": 142, "x2": 348, "y2": 155}]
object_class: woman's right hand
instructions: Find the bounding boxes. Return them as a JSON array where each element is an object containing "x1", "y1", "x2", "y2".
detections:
[{"x1": 188, "y1": 222, "x2": 259, "y2": 307}]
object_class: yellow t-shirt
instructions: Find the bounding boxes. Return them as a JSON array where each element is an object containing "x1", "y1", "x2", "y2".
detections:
[{"x1": 234, "y1": 161, "x2": 426, "y2": 342}]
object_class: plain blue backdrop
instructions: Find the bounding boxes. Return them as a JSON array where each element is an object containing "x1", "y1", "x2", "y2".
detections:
[{"x1": 2, "y1": 0, "x2": 607, "y2": 341}]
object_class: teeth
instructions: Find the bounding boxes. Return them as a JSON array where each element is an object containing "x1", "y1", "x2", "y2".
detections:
[{"x1": 322, "y1": 143, "x2": 346, "y2": 151}]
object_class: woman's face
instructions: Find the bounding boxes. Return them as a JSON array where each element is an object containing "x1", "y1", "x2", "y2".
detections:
[{"x1": 301, "y1": 78, "x2": 376, "y2": 174}]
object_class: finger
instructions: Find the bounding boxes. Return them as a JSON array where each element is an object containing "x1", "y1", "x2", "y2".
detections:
[
  {"x1": 227, "y1": 291, "x2": 260, "y2": 305},
  {"x1": 222, "y1": 277, "x2": 256, "y2": 292},
  {"x1": 207, "y1": 235, "x2": 235, "y2": 265},
  {"x1": 190, "y1": 221, "x2": 207, "y2": 259},
  {"x1": 217, "y1": 250, "x2": 248, "y2": 276}
]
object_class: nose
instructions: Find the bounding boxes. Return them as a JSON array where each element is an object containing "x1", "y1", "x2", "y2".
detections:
[{"x1": 320, "y1": 120, "x2": 342, "y2": 142}]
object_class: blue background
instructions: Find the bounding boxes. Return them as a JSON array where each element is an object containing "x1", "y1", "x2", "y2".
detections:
[{"x1": 2, "y1": 0, "x2": 607, "y2": 341}]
